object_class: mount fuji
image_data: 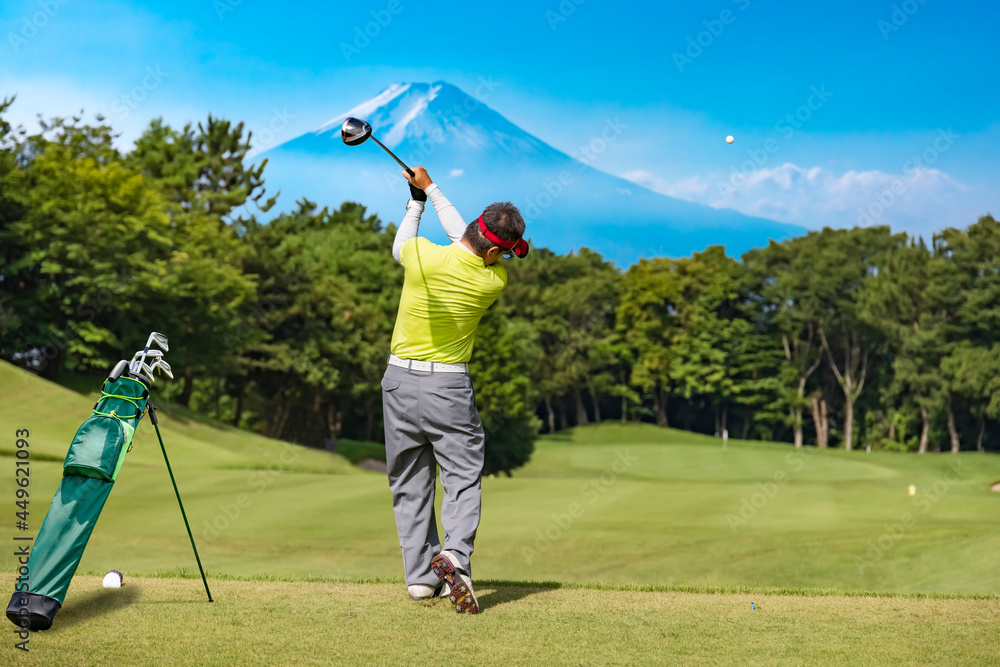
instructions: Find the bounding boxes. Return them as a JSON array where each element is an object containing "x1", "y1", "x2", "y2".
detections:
[{"x1": 259, "y1": 81, "x2": 804, "y2": 266}]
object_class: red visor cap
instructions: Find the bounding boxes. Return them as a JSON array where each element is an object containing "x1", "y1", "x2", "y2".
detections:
[{"x1": 477, "y1": 215, "x2": 529, "y2": 258}]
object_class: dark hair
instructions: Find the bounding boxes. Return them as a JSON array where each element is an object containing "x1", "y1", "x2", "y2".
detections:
[{"x1": 463, "y1": 202, "x2": 525, "y2": 254}]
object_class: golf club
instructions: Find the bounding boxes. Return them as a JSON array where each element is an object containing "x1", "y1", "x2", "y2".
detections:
[
  {"x1": 139, "y1": 361, "x2": 156, "y2": 383},
  {"x1": 129, "y1": 332, "x2": 169, "y2": 378},
  {"x1": 150, "y1": 359, "x2": 173, "y2": 379},
  {"x1": 341, "y1": 117, "x2": 415, "y2": 178},
  {"x1": 127, "y1": 351, "x2": 158, "y2": 380}
]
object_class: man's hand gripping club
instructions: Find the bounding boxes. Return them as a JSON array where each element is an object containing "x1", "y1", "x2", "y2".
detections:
[{"x1": 405, "y1": 167, "x2": 432, "y2": 203}]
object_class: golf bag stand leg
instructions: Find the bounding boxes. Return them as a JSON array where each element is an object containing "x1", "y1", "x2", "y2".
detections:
[{"x1": 149, "y1": 403, "x2": 213, "y2": 602}]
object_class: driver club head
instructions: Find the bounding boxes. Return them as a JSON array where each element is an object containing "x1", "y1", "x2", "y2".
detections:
[
  {"x1": 341, "y1": 117, "x2": 372, "y2": 146},
  {"x1": 341, "y1": 116, "x2": 414, "y2": 178}
]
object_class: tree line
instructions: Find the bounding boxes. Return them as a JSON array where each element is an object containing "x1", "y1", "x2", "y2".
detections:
[{"x1": 1, "y1": 100, "x2": 996, "y2": 475}]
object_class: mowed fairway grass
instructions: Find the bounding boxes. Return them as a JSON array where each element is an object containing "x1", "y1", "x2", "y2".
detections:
[
  {"x1": 6, "y1": 576, "x2": 999, "y2": 666},
  {"x1": 1, "y1": 360, "x2": 999, "y2": 663}
]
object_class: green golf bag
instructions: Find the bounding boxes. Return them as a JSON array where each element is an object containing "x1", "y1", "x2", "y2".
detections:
[{"x1": 6, "y1": 373, "x2": 149, "y2": 631}]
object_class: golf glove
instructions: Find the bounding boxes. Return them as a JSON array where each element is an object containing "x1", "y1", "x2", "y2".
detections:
[{"x1": 408, "y1": 183, "x2": 427, "y2": 202}]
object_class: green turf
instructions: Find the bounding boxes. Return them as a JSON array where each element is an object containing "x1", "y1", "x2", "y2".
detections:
[
  {"x1": 2, "y1": 360, "x2": 999, "y2": 594},
  {"x1": 7, "y1": 575, "x2": 998, "y2": 665},
  {"x1": 2, "y1": 360, "x2": 1000, "y2": 662}
]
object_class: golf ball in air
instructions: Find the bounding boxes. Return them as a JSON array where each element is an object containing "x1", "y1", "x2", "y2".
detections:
[
  {"x1": 103, "y1": 570, "x2": 124, "y2": 588},
  {"x1": 908, "y1": 484, "x2": 916, "y2": 496},
  {"x1": 726, "y1": 135, "x2": 735, "y2": 144}
]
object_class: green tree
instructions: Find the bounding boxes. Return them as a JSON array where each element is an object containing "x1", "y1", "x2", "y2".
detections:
[
  {"x1": 666, "y1": 247, "x2": 748, "y2": 435},
  {"x1": 0, "y1": 96, "x2": 29, "y2": 361},
  {"x1": 932, "y1": 216, "x2": 1000, "y2": 452},
  {"x1": 618, "y1": 257, "x2": 682, "y2": 427},
  {"x1": 942, "y1": 343, "x2": 1000, "y2": 452},
  {"x1": 470, "y1": 310, "x2": 541, "y2": 475},
  {"x1": 2, "y1": 117, "x2": 178, "y2": 376},
  {"x1": 240, "y1": 200, "x2": 400, "y2": 443},
  {"x1": 729, "y1": 325, "x2": 787, "y2": 439},
  {"x1": 128, "y1": 115, "x2": 276, "y2": 224},
  {"x1": 543, "y1": 250, "x2": 619, "y2": 425},
  {"x1": 811, "y1": 227, "x2": 901, "y2": 450},
  {"x1": 861, "y1": 236, "x2": 943, "y2": 453},
  {"x1": 126, "y1": 117, "x2": 279, "y2": 404},
  {"x1": 501, "y1": 248, "x2": 619, "y2": 430},
  {"x1": 744, "y1": 237, "x2": 826, "y2": 447}
]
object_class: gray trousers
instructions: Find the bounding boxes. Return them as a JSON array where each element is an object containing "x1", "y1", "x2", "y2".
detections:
[{"x1": 381, "y1": 364, "x2": 484, "y2": 586}]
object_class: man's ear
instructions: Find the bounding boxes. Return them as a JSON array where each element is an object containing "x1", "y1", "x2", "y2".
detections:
[{"x1": 485, "y1": 246, "x2": 502, "y2": 263}]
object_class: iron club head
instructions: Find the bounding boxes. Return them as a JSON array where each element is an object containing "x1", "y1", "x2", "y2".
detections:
[
  {"x1": 129, "y1": 349, "x2": 160, "y2": 373},
  {"x1": 138, "y1": 361, "x2": 156, "y2": 383},
  {"x1": 132, "y1": 332, "x2": 169, "y2": 380},
  {"x1": 148, "y1": 332, "x2": 169, "y2": 353},
  {"x1": 150, "y1": 359, "x2": 173, "y2": 379}
]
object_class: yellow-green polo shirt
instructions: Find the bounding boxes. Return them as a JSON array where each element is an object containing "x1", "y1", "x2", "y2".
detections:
[{"x1": 390, "y1": 237, "x2": 507, "y2": 363}]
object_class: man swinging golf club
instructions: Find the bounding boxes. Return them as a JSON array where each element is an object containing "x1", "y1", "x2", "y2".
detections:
[{"x1": 382, "y1": 166, "x2": 528, "y2": 615}]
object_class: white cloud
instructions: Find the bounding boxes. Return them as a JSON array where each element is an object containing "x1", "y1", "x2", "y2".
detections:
[
  {"x1": 449, "y1": 168, "x2": 464, "y2": 177},
  {"x1": 621, "y1": 163, "x2": 979, "y2": 238},
  {"x1": 621, "y1": 170, "x2": 710, "y2": 200}
]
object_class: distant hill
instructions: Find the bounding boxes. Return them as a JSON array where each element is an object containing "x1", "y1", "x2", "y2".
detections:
[{"x1": 0, "y1": 360, "x2": 354, "y2": 473}]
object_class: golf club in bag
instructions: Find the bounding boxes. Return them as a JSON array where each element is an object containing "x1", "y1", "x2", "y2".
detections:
[
  {"x1": 6, "y1": 333, "x2": 212, "y2": 632},
  {"x1": 341, "y1": 117, "x2": 415, "y2": 178}
]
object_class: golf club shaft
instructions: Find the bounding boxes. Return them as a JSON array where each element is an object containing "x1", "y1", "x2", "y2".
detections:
[
  {"x1": 134, "y1": 333, "x2": 155, "y2": 374},
  {"x1": 369, "y1": 135, "x2": 415, "y2": 177},
  {"x1": 150, "y1": 404, "x2": 213, "y2": 603}
]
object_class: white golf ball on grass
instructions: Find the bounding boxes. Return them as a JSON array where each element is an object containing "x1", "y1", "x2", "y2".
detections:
[{"x1": 103, "y1": 570, "x2": 124, "y2": 588}]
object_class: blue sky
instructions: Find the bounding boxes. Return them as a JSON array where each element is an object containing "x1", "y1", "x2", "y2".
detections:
[{"x1": 1, "y1": 0, "x2": 997, "y2": 238}]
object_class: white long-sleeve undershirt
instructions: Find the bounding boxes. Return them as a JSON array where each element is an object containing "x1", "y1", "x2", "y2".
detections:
[{"x1": 391, "y1": 183, "x2": 475, "y2": 263}]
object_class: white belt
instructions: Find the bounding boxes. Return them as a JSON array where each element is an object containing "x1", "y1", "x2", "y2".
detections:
[{"x1": 388, "y1": 354, "x2": 468, "y2": 374}]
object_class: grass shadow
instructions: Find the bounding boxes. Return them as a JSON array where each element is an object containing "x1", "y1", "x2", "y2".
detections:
[
  {"x1": 477, "y1": 580, "x2": 562, "y2": 611},
  {"x1": 50, "y1": 584, "x2": 141, "y2": 631}
]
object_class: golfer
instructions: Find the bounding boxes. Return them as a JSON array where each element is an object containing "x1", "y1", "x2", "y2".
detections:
[{"x1": 382, "y1": 166, "x2": 527, "y2": 615}]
